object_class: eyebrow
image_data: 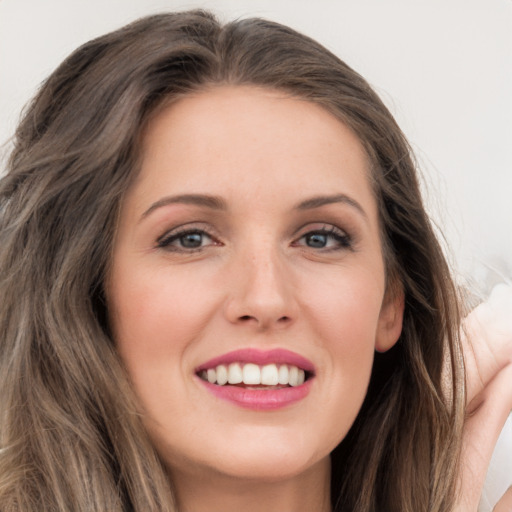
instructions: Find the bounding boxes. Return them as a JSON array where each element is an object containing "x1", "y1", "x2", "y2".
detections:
[
  {"x1": 141, "y1": 192, "x2": 368, "y2": 221},
  {"x1": 295, "y1": 194, "x2": 368, "y2": 220},
  {"x1": 141, "y1": 194, "x2": 227, "y2": 220}
]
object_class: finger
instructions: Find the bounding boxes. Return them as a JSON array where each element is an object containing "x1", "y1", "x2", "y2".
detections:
[
  {"x1": 462, "y1": 283, "x2": 512, "y2": 404},
  {"x1": 457, "y1": 364, "x2": 512, "y2": 512},
  {"x1": 493, "y1": 486, "x2": 512, "y2": 512},
  {"x1": 464, "y1": 363, "x2": 512, "y2": 469}
]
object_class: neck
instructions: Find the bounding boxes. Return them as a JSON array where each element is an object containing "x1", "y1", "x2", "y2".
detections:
[{"x1": 170, "y1": 457, "x2": 332, "y2": 512}]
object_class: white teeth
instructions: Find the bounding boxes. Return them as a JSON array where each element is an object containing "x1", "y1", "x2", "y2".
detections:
[
  {"x1": 242, "y1": 363, "x2": 261, "y2": 385},
  {"x1": 261, "y1": 364, "x2": 279, "y2": 385},
  {"x1": 278, "y1": 364, "x2": 289, "y2": 385},
  {"x1": 200, "y1": 362, "x2": 308, "y2": 387},
  {"x1": 227, "y1": 362, "x2": 243, "y2": 384},
  {"x1": 216, "y1": 364, "x2": 228, "y2": 385},
  {"x1": 288, "y1": 365, "x2": 299, "y2": 387}
]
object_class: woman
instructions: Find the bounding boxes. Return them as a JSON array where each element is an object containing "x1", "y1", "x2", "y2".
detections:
[{"x1": 0, "y1": 10, "x2": 510, "y2": 512}]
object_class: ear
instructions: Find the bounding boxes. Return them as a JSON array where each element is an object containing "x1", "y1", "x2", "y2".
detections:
[{"x1": 375, "y1": 287, "x2": 404, "y2": 353}]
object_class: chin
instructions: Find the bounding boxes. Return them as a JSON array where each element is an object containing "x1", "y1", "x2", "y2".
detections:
[
  {"x1": 212, "y1": 448, "x2": 320, "y2": 482},
  {"x1": 157, "y1": 425, "x2": 331, "y2": 484}
]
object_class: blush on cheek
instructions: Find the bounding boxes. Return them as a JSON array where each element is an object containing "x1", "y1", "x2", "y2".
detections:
[
  {"x1": 112, "y1": 280, "x2": 214, "y2": 360},
  {"x1": 309, "y1": 285, "x2": 382, "y2": 343}
]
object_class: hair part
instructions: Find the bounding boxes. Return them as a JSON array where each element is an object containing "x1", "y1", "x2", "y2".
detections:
[{"x1": 0, "y1": 10, "x2": 464, "y2": 511}]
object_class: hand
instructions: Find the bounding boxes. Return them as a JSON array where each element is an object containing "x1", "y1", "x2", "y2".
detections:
[
  {"x1": 455, "y1": 284, "x2": 512, "y2": 511},
  {"x1": 464, "y1": 284, "x2": 512, "y2": 405},
  {"x1": 493, "y1": 486, "x2": 512, "y2": 512}
]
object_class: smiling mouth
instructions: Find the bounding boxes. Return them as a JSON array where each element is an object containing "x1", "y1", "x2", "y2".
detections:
[{"x1": 197, "y1": 362, "x2": 312, "y2": 388}]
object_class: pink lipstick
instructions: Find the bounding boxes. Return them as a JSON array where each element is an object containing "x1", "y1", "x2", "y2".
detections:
[{"x1": 195, "y1": 348, "x2": 314, "y2": 410}]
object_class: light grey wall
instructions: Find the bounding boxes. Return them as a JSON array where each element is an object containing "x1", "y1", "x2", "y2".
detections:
[{"x1": 1, "y1": 1, "x2": 511, "y2": 508}]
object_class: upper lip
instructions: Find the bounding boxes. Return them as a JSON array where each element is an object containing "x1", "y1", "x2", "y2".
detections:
[{"x1": 195, "y1": 348, "x2": 315, "y2": 373}]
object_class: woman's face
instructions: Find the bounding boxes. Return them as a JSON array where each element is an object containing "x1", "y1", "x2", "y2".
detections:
[{"x1": 108, "y1": 86, "x2": 403, "y2": 484}]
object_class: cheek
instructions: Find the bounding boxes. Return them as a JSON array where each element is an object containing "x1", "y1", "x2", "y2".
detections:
[
  {"x1": 304, "y1": 266, "x2": 384, "y2": 353},
  {"x1": 107, "y1": 265, "x2": 223, "y2": 441},
  {"x1": 108, "y1": 261, "x2": 218, "y2": 371},
  {"x1": 300, "y1": 268, "x2": 383, "y2": 437}
]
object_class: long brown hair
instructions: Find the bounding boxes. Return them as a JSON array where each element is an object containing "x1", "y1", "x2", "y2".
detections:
[{"x1": 0, "y1": 10, "x2": 464, "y2": 511}]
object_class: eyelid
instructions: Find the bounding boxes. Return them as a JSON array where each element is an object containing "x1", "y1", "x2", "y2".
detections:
[
  {"x1": 156, "y1": 222, "x2": 221, "y2": 250},
  {"x1": 292, "y1": 223, "x2": 354, "y2": 250},
  {"x1": 293, "y1": 222, "x2": 348, "y2": 239}
]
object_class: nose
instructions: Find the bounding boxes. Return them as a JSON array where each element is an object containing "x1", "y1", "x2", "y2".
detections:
[{"x1": 224, "y1": 247, "x2": 297, "y2": 331}]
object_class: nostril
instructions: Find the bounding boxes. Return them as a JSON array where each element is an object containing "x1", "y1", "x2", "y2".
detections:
[{"x1": 235, "y1": 314, "x2": 293, "y2": 326}]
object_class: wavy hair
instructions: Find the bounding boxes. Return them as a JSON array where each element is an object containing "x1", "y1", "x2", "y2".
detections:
[{"x1": 0, "y1": 10, "x2": 464, "y2": 511}]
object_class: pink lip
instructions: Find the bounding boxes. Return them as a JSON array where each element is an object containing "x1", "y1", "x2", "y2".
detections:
[
  {"x1": 195, "y1": 348, "x2": 315, "y2": 411},
  {"x1": 197, "y1": 378, "x2": 313, "y2": 411},
  {"x1": 196, "y1": 348, "x2": 315, "y2": 373}
]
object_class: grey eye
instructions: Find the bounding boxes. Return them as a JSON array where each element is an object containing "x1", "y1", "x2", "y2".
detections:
[
  {"x1": 294, "y1": 227, "x2": 352, "y2": 251},
  {"x1": 158, "y1": 229, "x2": 215, "y2": 251},
  {"x1": 179, "y1": 232, "x2": 204, "y2": 248},
  {"x1": 305, "y1": 233, "x2": 328, "y2": 248}
]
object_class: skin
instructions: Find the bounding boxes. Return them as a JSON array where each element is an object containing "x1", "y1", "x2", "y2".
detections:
[
  {"x1": 107, "y1": 85, "x2": 404, "y2": 512},
  {"x1": 455, "y1": 284, "x2": 512, "y2": 511}
]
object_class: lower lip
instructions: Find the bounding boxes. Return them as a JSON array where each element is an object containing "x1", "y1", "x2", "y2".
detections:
[{"x1": 197, "y1": 378, "x2": 313, "y2": 411}]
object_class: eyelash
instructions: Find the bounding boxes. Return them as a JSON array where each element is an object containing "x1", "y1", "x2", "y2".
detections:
[
  {"x1": 156, "y1": 227, "x2": 218, "y2": 252},
  {"x1": 156, "y1": 225, "x2": 353, "y2": 253},
  {"x1": 293, "y1": 225, "x2": 353, "y2": 251}
]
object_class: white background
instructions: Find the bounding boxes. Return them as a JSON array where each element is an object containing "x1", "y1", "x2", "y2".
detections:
[{"x1": 1, "y1": 0, "x2": 511, "y2": 509}]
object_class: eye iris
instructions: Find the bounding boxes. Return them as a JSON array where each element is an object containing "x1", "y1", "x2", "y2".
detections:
[
  {"x1": 306, "y1": 233, "x2": 327, "y2": 248},
  {"x1": 180, "y1": 232, "x2": 203, "y2": 248}
]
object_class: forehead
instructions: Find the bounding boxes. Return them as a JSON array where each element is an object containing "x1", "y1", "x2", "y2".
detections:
[
  {"x1": 141, "y1": 85, "x2": 369, "y2": 164},
  {"x1": 129, "y1": 85, "x2": 376, "y2": 218}
]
